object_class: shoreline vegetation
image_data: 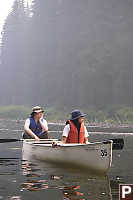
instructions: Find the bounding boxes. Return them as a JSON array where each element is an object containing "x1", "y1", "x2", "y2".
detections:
[{"x1": 0, "y1": 105, "x2": 133, "y2": 128}]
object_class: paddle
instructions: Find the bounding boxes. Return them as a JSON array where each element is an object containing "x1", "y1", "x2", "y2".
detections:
[
  {"x1": 0, "y1": 139, "x2": 22, "y2": 143},
  {"x1": 0, "y1": 138, "x2": 124, "y2": 150},
  {"x1": 103, "y1": 138, "x2": 124, "y2": 150},
  {"x1": 111, "y1": 138, "x2": 124, "y2": 150},
  {"x1": 0, "y1": 138, "x2": 58, "y2": 143}
]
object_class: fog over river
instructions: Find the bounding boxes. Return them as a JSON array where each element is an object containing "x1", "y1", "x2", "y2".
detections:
[{"x1": 1, "y1": 0, "x2": 133, "y2": 108}]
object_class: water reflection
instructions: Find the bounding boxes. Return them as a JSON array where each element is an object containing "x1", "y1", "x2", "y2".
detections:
[
  {"x1": 21, "y1": 179, "x2": 48, "y2": 191},
  {"x1": 21, "y1": 164, "x2": 84, "y2": 199},
  {"x1": 20, "y1": 159, "x2": 113, "y2": 200},
  {"x1": 62, "y1": 185, "x2": 84, "y2": 200},
  {"x1": 0, "y1": 158, "x2": 21, "y2": 200},
  {"x1": 0, "y1": 158, "x2": 18, "y2": 175},
  {"x1": 8, "y1": 196, "x2": 22, "y2": 200},
  {"x1": 21, "y1": 177, "x2": 84, "y2": 200},
  {"x1": 22, "y1": 161, "x2": 41, "y2": 177}
]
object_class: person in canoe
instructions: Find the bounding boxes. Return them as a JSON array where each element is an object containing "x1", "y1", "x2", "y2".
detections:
[
  {"x1": 23, "y1": 106, "x2": 49, "y2": 141},
  {"x1": 61, "y1": 110, "x2": 89, "y2": 144}
]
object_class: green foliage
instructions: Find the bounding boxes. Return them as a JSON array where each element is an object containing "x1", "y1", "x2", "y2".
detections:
[
  {"x1": 0, "y1": 105, "x2": 133, "y2": 125},
  {"x1": 44, "y1": 107, "x2": 69, "y2": 122},
  {"x1": 84, "y1": 105, "x2": 133, "y2": 124},
  {"x1": 0, "y1": 105, "x2": 30, "y2": 120}
]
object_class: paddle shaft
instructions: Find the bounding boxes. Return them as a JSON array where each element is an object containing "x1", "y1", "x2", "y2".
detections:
[{"x1": 0, "y1": 138, "x2": 58, "y2": 143}]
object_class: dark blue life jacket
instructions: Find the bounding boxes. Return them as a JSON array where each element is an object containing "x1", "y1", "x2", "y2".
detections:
[{"x1": 29, "y1": 117, "x2": 43, "y2": 136}]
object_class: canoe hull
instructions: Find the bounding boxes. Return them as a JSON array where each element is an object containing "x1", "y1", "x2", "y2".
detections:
[{"x1": 22, "y1": 140, "x2": 112, "y2": 174}]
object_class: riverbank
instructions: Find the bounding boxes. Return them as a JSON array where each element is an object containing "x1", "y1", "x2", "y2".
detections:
[{"x1": 0, "y1": 105, "x2": 133, "y2": 126}]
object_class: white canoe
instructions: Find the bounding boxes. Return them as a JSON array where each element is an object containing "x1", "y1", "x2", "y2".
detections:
[{"x1": 22, "y1": 139, "x2": 113, "y2": 174}]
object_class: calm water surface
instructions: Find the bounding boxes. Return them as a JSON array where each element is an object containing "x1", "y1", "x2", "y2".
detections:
[{"x1": 0, "y1": 120, "x2": 132, "y2": 200}]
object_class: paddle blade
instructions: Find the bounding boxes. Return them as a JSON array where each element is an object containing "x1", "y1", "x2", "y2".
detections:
[
  {"x1": 111, "y1": 138, "x2": 124, "y2": 150},
  {"x1": 0, "y1": 139, "x2": 21, "y2": 143}
]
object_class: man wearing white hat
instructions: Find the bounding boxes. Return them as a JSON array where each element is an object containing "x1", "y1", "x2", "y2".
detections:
[{"x1": 23, "y1": 106, "x2": 49, "y2": 141}]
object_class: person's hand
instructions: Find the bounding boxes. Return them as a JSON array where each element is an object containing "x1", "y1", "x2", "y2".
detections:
[
  {"x1": 39, "y1": 114, "x2": 43, "y2": 122},
  {"x1": 52, "y1": 141, "x2": 58, "y2": 147},
  {"x1": 39, "y1": 118, "x2": 42, "y2": 122},
  {"x1": 34, "y1": 135, "x2": 40, "y2": 141}
]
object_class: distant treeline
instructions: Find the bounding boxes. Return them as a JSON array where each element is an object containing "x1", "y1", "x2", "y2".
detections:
[
  {"x1": 0, "y1": 105, "x2": 133, "y2": 124},
  {"x1": 1, "y1": 0, "x2": 133, "y2": 110}
]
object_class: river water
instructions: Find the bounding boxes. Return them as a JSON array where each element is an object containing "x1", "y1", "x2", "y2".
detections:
[{"x1": 0, "y1": 120, "x2": 132, "y2": 200}]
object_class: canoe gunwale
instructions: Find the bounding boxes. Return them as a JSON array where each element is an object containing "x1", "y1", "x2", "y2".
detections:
[{"x1": 23, "y1": 139, "x2": 113, "y2": 148}]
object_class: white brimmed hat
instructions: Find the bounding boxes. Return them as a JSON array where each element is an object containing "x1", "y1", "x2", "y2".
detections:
[{"x1": 31, "y1": 106, "x2": 44, "y2": 114}]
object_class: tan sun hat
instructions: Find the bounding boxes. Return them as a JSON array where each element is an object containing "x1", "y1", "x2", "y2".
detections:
[{"x1": 31, "y1": 106, "x2": 44, "y2": 114}]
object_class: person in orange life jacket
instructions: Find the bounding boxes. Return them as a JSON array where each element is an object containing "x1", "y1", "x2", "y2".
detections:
[
  {"x1": 23, "y1": 106, "x2": 49, "y2": 141},
  {"x1": 61, "y1": 110, "x2": 89, "y2": 144}
]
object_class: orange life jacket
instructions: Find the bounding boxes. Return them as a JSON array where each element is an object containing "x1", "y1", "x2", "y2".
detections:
[{"x1": 66, "y1": 120, "x2": 85, "y2": 144}]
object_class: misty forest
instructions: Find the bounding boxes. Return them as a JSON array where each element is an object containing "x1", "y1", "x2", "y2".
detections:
[{"x1": 0, "y1": 0, "x2": 133, "y2": 122}]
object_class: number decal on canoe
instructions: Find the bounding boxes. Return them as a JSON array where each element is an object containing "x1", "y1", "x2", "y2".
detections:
[{"x1": 101, "y1": 149, "x2": 107, "y2": 157}]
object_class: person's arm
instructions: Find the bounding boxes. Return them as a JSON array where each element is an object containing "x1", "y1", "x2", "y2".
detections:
[
  {"x1": 61, "y1": 124, "x2": 70, "y2": 143},
  {"x1": 24, "y1": 119, "x2": 40, "y2": 141},
  {"x1": 84, "y1": 126, "x2": 89, "y2": 144},
  {"x1": 85, "y1": 137, "x2": 88, "y2": 144},
  {"x1": 39, "y1": 118, "x2": 48, "y2": 132}
]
